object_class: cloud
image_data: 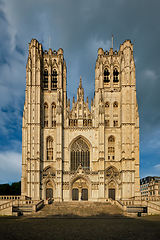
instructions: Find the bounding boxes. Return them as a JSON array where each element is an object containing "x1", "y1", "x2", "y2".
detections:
[
  {"x1": 0, "y1": 0, "x2": 160, "y2": 183},
  {"x1": 144, "y1": 69, "x2": 158, "y2": 81},
  {"x1": 154, "y1": 164, "x2": 160, "y2": 171},
  {"x1": 0, "y1": 151, "x2": 22, "y2": 183}
]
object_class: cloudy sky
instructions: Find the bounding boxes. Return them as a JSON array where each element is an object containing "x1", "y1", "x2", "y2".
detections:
[{"x1": 0, "y1": 0, "x2": 160, "y2": 183}]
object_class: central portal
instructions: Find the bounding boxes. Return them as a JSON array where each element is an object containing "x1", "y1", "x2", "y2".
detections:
[{"x1": 72, "y1": 178, "x2": 89, "y2": 201}]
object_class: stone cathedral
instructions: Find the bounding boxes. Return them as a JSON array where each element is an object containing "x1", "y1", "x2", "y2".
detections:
[{"x1": 21, "y1": 39, "x2": 140, "y2": 201}]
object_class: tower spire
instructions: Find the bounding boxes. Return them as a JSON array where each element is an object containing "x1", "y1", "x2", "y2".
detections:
[
  {"x1": 77, "y1": 76, "x2": 84, "y2": 101},
  {"x1": 112, "y1": 35, "x2": 113, "y2": 49}
]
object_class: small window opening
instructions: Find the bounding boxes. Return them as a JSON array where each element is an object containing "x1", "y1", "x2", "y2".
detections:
[
  {"x1": 113, "y1": 120, "x2": 118, "y2": 127},
  {"x1": 113, "y1": 102, "x2": 118, "y2": 108},
  {"x1": 105, "y1": 102, "x2": 109, "y2": 108},
  {"x1": 105, "y1": 120, "x2": 109, "y2": 127}
]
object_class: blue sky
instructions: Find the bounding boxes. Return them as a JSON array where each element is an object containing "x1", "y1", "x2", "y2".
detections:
[{"x1": 0, "y1": 0, "x2": 160, "y2": 183}]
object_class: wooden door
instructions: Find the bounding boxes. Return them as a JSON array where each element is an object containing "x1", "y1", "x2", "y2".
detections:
[
  {"x1": 46, "y1": 188, "x2": 53, "y2": 199},
  {"x1": 109, "y1": 188, "x2": 115, "y2": 200},
  {"x1": 72, "y1": 188, "x2": 79, "y2": 201},
  {"x1": 82, "y1": 188, "x2": 88, "y2": 201}
]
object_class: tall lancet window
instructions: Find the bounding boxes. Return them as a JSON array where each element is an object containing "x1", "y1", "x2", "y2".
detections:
[
  {"x1": 104, "y1": 68, "x2": 110, "y2": 83},
  {"x1": 108, "y1": 136, "x2": 115, "y2": 160},
  {"x1": 43, "y1": 69, "x2": 48, "y2": 89},
  {"x1": 44, "y1": 103, "x2": 48, "y2": 127},
  {"x1": 51, "y1": 69, "x2": 57, "y2": 89},
  {"x1": 71, "y1": 138, "x2": 90, "y2": 171},
  {"x1": 47, "y1": 137, "x2": 53, "y2": 160},
  {"x1": 52, "y1": 102, "x2": 56, "y2": 127},
  {"x1": 113, "y1": 68, "x2": 119, "y2": 82}
]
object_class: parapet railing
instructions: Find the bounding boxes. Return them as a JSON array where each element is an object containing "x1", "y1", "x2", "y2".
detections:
[
  {"x1": 107, "y1": 198, "x2": 126, "y2": 211},
  {"x1": 33, "y1": 200, "x2": 44, "y2": 212},
  {"x1": 0, "y1": 195, "x2": 21, "y2": 200},
  {"x1": 0, "y1": 200, "x2": 15, "y2": 210},
  {"x1": 0, "y1": 195, "x2": 31, "y2": 201}
]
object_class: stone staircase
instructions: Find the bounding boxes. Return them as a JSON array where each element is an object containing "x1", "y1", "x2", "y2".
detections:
[{"x1": 30, "y1": 201, "x2": 123, "y2": 218}]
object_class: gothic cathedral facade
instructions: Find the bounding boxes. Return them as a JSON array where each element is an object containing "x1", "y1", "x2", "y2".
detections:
[{"x1": 21, "y1": 39, "x2": 140, "y2": 201}]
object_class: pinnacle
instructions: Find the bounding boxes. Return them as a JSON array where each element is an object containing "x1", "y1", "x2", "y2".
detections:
[{"x1": 79, "y1": 76, "x2": 82, "y2": 88}]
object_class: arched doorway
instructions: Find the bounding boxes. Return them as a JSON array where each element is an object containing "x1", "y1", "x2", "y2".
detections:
[
  {"x1": 105, "y1": 166, "x2": 120, "y2": 200},
  {"x1": 71, "y1": 178, "x2": 89, "y2": 201},
  {"x1": 46, "y1": 181, "x2": 53, "y2": 199}
]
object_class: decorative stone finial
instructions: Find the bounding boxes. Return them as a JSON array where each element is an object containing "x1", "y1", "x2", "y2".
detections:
[
  {"x1": 79, "y1": 76, "x2": 82, "y2": 88},
  {"x1": 86, "y1": 97, "x2": 88, "y2": 104}
]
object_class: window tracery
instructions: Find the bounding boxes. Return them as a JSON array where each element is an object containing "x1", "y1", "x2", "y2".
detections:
[
  {"x1": 43, "y1": 167, "x2": 55, "y2": 178},
  {"x1": 83, "y1": 119, "x2": 92, "y2": 126},
  {"x1": 46, "y1": 137, "x2": 53, "y2": 160},
  {"x1": 105, "y1": 167, "x2": 119, "y2": 179},
  {"x1": 43, "y1": 69, "x2": 48, "y2": 89},
  {"x1": 104, "y1": 68, "x2": 110, "y2": 83},
  {"x1": 69, "y1": 119, "x2": 78, "y2": 126},
  {"x1": 71, "y1": 138, "x2": 90, "y2": 171},
  {"x1": 51, "y1": 69, "x2": 57, "y2": 89},
  {"x1": 44, "y1": 103, "x2": 48, "y2": 127},
  {"x1": 52, "y1": 102, "x2": 56, "y2": 127},
  {"x1": 108, "y1": 136, "x2": 115, "y2": 160},
  {"x1": 113, "y1": 68, "x2": 119, "y2": 82}
]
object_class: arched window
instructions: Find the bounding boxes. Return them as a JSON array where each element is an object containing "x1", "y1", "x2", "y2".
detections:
[
  {"x1": 113, "y1": 102, "x2": 118, "y2": 127},
  {"x1": 44, "y1": 103, "x2": 48, "y2": 127},
  {"x1": 113, "y1": 101, "x2": 118, "y2": 108},
  {"x1": 47, "y1": 137, "x2": 53, "y2": 160},
  {"x1": 105, "y1": 102, "x2": 110, "y2": 108},
  {"x1": 104, "y1": 68, "x2": 110, "y2": 83},
  {"x1": 52, "y1": 69, "x2": 57, "y2": 89},
  {"x1": 43, "y1": 69, "x2": 48, "y2": 89},
  {"x1": 71, "y1": 138, "x2": 90, "y2": 171},
  {"x1": 108, "y1": 136, "x2": 115, "y2": 160},
  {"x1": 113, "y1": 68, "x2": 119, "y2": 82},
  {"x1": 52, "y1": 103, "x2": 56, "y2": 127}
]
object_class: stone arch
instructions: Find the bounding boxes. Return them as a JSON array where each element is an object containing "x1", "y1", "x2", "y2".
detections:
[
  {"x1": 105, "y1": 166, "x2": 120, "y2": 200},
  {"x1": 69, "y1": 135, "x2": 91, "y2": 150},
  {"x1": 70, "y1": 174, "x2": 91, "y2": 201},
  {"x1": 43, "y1": 165, "x2": 56, "y2": 175},
  {"x1": 43, "y1": 175, "x2": 56, "y2": 200}
]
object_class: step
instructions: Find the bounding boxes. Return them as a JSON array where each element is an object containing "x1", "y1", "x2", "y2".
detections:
[{"x1": 30, "y1": 201, "x2": 123, "y2": 218}]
